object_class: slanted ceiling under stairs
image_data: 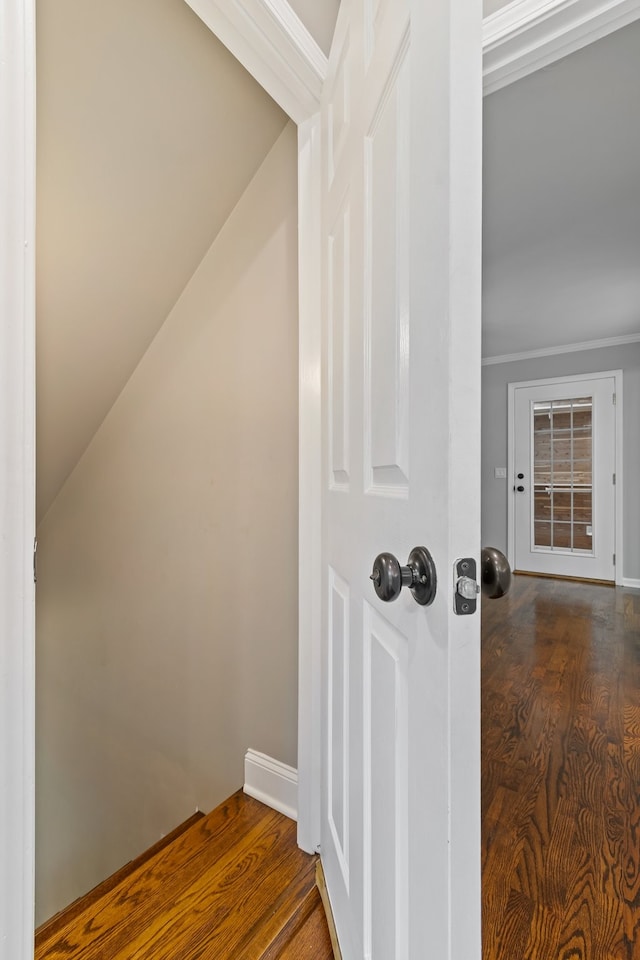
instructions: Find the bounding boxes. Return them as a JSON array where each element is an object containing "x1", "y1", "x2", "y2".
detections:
[{"x1": 36, "y1": 0, "x2": 289, "y2": 521}]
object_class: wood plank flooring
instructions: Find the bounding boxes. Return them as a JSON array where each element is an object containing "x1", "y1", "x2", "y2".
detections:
[
  {"x1": 36, "y1": 573, "x2": 640, "y2": 959},
  {"x1": 482, "y1": 574, "x2": 640, "y2": 960},
  {"x1": 35, "y1": 791, "x2": 333, "y2": 960}
]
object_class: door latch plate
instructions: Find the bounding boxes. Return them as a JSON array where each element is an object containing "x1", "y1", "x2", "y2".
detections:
[{"x1": 454, "y1": 558, "x2": 478, "y2": 615}]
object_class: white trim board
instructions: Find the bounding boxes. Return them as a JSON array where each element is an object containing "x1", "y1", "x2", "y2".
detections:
[
  {"x1": 295, "y1": 114, "x2": 322, "y2": 856},
  {"x1": 622, "y1": 578, "x2": 640, "y2": 589},
  {"x1": 183, "y1": 0, "x2": 327, "y2": 122},
  {"x1": 482, "y1": 0, "x2": 640, "y2": 94},
  {"x1": 183, "y1": 0, "x2": 324, "y2": 862},
  {"x1": 0, "y1": 2, "x2": 36, "y2": 958},
  {"x1": 244, "y1": 749, "x2": 298, "y2": 821},
  {"x1": 507, "y1": 370, "x2": 624, "y2": 586},
  {"x1": 483, "y1": 333, "x2": 640, "y2": 366}
]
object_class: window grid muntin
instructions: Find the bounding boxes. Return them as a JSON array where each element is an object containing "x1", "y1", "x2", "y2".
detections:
[{"x1": 532, "y1": 397, "x2": 593, "y2": 554}]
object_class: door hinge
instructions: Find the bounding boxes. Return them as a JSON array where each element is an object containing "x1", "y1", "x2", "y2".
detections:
[
  {"x1": 613, "y1": 472, "x2": 616, "y2": 485},
  {"x1": 33, "y1": 537, "x2": 38, "y2": 583},
  {"x1": 613, "y1": 392, "x2": 617, "y2": 405},
  {"x1": 613, "y1": 553, "x2": 616, "y2": 566}
]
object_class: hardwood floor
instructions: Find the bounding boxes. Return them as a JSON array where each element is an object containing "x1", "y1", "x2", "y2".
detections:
[
  {"x1": 482, "y1": 574, "x2": 640, "y2": 959},
  {"x1": 36, "y1": 574, "x2": 640, "y2": 959},
  {"x1": 35, "y1": 791, "x2": 333, "y2": 960}
]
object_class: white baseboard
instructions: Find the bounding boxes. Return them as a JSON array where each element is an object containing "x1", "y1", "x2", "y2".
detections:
[
  {"x1": 622, "y1": 578, "x2": 640, "y2": 590},
  {"x1": 243, "y1": 749, "x2": 298, "y2": 821}
]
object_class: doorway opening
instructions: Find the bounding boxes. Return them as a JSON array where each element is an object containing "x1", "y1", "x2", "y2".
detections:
[{"x1": 481, "y1": 17, "x2": 640, "y2": 958}]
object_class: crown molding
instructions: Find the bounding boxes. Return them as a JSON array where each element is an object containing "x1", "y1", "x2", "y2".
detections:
[
  {"x1": 482, "y1": 332, "x2": 640, "y2": 365},
  {"x1": 482, "y1": 0, "x2": 640, "y2": 95}
]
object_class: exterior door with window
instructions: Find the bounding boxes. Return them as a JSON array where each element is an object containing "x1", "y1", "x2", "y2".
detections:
[
  {"x1": 511, "y1": 373, "x2": 618, "y2": 581},
  {"x1": 320, "y1": 0, "x2": 483, "y2": 957}
]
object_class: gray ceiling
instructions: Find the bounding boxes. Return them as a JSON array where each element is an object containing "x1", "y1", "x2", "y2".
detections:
[{"x1": 483, "y1": 19, "x2": 640, "y2": 359}]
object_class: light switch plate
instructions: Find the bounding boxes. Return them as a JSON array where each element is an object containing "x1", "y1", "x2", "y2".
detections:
[{"x1": 494, "y1": 467, "x2": 507, "y2": 479}]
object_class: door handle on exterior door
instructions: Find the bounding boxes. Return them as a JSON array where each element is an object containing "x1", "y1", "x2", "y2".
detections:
[{"x1": 370, "y1": 546, "x2": 437, "y2": 606}]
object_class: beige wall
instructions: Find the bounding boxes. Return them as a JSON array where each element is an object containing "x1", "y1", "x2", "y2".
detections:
[
  {"x1": 286, "y1": 0, "x2": 340, "y2": 54},
  {"x1": 35, "y1": 123, "x2": 299, "y2": 924},
  {"x1": 36, "y1": 0, "x2": 287, "y2": 520}
]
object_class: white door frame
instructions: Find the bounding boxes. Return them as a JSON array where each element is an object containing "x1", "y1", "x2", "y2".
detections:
[
  {"x1": 181, "y1": 0, "x2": 330, "y2": 857},
  {"x1": 507, "y1": 370, "x2": 624, "y2": 585},
  {"x1": 0, "y1": 1, "x2": 36, "y2": 957},
  {"x1": 4, "y1": 0, "x2": 640, "y2": 954}
]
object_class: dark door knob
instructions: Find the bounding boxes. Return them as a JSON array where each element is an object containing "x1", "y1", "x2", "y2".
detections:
[
  {"x1": 517, "y1": 473, "x2": 524, "y2": 479},
  {"x1": 481, "y1": 547, "x2": 511, "y2": 599},
  {"x1": 370, "y1": 547, "x2": 437, "y2": 606},
  {"x1": 516, "y1": 485, "x2": 525, "y2": 492}
]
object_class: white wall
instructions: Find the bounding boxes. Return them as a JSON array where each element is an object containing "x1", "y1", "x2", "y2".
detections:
[
  {"x1": 35, "y1": 122, "x2": 299, "y2": 924},
  {"x1": 482, "y1": 342, "x2": 640, "y2": 581}
]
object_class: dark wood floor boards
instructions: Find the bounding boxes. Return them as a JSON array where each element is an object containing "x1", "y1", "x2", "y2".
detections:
[{"x1": 482, "y1": 574, "x2": 640, "y2": 959}]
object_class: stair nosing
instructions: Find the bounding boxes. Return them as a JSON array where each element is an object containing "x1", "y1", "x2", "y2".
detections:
[{"x1": 256, "y1": 881, "x2": 322, "y2": 960}]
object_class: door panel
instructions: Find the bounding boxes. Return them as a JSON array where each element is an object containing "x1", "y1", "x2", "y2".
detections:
[
  {"x1": 320, "y1": 1, "x2": 483, "y2": 957},
  {"x1": 513, "y1": 375, "x2": 617, "y2": 581},
  {"x1": 328, "y1": 198, "x2": 351, "y2": 490},
  {"x1": 327, "y1": 567, "x2": 350, "y2": 888},
  {"x1": 363, "y1": 603, "x2": 409, "y2": 960},
  {"x1": 364, "y1": 37, "x2": 410, "y2": 495}
]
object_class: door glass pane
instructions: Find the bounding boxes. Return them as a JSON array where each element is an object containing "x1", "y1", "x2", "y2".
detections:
[
  {"x1": 534, "y1": 521, "x2": 551, "y2": 547},
  {"x1": 532, "y1": 397, "x2": 593, "y2": 553}
]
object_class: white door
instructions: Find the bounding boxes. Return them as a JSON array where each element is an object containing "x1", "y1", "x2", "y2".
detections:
[
  {"x1": 320, "y1": 0, "x2": 483, "y2": 957},
  {"x1": 511, "y1": 373, "x2": 617, "y2": 582}
]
